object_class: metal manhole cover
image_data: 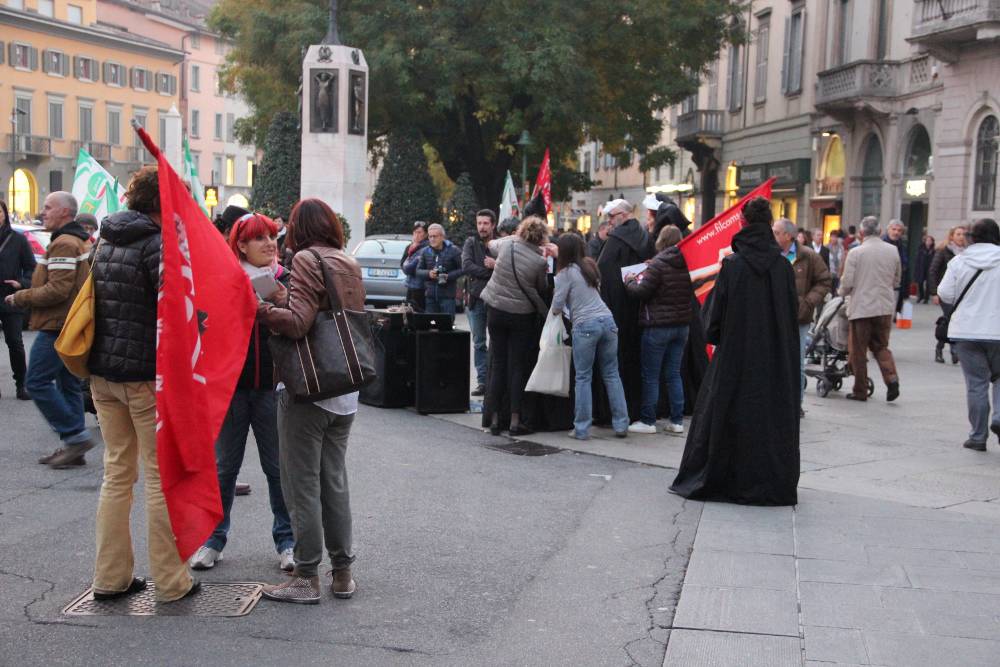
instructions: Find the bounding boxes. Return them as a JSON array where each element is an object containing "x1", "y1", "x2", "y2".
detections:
[
  {"x1": 63, "y1": 581, "x2": 264, "y2": 617},
  {"x1": 486, "y1": 440, "x2": 563, "y2": 457}
]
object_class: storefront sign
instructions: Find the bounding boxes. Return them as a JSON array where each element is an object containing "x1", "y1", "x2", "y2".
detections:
[
  {"x1": 737, "y1": 159, "x2": 811, "y2": 193},
  {"x1": 905, "y1": 179, "x2": 927, "y2": 198}
]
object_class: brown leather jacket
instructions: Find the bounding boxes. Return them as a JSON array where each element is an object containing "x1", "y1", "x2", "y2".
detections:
[
  {"x1": 258, "y1": 244, "x2": 365, "y2": 339},
  {"x1": 12, "y1": 221, "x2": 92, "y2": 331}
]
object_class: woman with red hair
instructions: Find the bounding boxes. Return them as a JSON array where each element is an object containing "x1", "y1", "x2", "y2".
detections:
[{"x1": 187, "y1": 212, "x2": 296, "y2": 573}]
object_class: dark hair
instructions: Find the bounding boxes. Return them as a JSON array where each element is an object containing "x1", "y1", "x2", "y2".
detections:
[
  {"x1": 476, "y1": 209, "x2": 497, "y2": 225},
  {"x1": 125, "y1": 165, "x2": 160, "y2": 214},
  {"x1": 0, "y1": 200, "x2": 8, "y2": 225},
  {"x1": 498, "y1": 216, "x2": 520, "y2": 236},
  {"x1": 286, "y1": 198, "x2": 345, "y2": 251},
  {"x1": 848, "y1": 225, "x2": 857, "y2": 234},
  {"x1": 556, "y1": 233, "x2": 600, "y2": 288},
  {"x1": 970, "y1": 218, "x2": 999, "y2": 245},
  {"x1": 741, "y1": 196, "x2": 773, "y2": 226}
]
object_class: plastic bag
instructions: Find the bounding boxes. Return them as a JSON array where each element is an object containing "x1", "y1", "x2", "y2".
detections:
[{"x1": 525, "y1": 312, "x2": 571, "y2": 397}]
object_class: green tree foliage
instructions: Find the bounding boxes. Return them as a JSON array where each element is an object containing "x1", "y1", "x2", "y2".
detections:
[
  {"x1": 443, "y1": 172, "x2": 479, "y2": 245},
  {"x1": 251, "y1": 111, "x2": 301, "y2": 218},
  {"x1": 210, "y1": 0, "x2": 740, "y2": 205},
  {"x1": 367, "y1": 128, "x2": 441, "y2": 235}
]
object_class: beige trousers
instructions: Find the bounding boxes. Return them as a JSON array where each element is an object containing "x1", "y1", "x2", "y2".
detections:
[{"x1": 90, "y1": 376, "x2": 192, "y2": 602}]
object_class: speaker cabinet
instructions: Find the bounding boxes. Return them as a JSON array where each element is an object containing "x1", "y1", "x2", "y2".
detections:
[
  {"x1": 360, "y1": 325, "x2": 416, "y2": 408},
  {"x1": 415, "y1": 330, "x2": 470, "y2": 414}
]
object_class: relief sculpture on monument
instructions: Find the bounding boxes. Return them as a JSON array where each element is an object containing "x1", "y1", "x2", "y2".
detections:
[{"x1": 311, "y1": 69, "x2": 338, "y2": 133}]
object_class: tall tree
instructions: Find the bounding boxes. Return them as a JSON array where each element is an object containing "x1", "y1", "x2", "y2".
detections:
[
  {"x1": 210, "y1": 0, "x2": 740, "y2": 207},
  {"x1": 367, "y1": 128, "x2": 441, "y2": 235},
  {"x1": 443, "y1": 172, "x2": 479, "y2": 245},
  {"x1": 251, "y1": 111, "x2": 301, "y2": 218}
]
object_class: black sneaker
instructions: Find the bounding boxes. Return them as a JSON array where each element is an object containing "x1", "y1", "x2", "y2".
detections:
[
  {"x1": 15, "y1": 385, "x2": 30, "y2": 401},
  {"x1": 886, "y1": 382, "x2": 900, "y2": 402},
  {"x1": 471, "y1": 384, "x2": 486, "y2": 397},
  {"x1": 93, "y1": 577, "x2": 147, "y2": 601},
  {"x1": 963, "y1": 439, "x2": 987, "y2": 452}
]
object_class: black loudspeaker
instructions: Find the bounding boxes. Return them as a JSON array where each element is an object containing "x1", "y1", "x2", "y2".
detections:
[
  {"x1": 415, "y1": 330, "x2": 470, "y2": 414},
  {"x1": 360, "y1": 324, "x2": 416, "y2": 408}
]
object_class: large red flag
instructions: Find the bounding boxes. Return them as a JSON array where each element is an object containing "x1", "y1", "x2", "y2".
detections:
[
  {"x1": 678, "y1": 178, "x2": 775, "y2": 304},
  {"x1": 133, "y1": 123, "x2": 256, "y2": 560},
  {"x1": 530, "y1": 148, "x2": 552, "y2": 213}
]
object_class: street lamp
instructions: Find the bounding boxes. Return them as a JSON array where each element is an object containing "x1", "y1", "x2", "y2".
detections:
[
  {"x1": 9, "y1": 107, "x2": 26, "y2": 217},
  {"x1": 516, "y1": 129, "x2": 533, "y2": 204}
]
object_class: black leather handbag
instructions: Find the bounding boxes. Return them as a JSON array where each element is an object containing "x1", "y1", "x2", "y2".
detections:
[
  {"x1": 269, "y1": 249, "x2": 377, "y2": 402},
  {"x1": 934, "y1": 269, "x2": 982, "y2": 343}
]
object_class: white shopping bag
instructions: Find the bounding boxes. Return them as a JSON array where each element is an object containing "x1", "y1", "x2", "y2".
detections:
[{"x1": 525, "y1": 312, "x2": 572, "y2": 397}]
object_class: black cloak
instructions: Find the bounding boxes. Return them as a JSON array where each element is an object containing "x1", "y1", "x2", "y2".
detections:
[
  {"x1": 671, "y1": 223, "x2": 800, "y2": 506},
  {"x1": 596, "y1": 218, "x2": 651, "y2": 422}
]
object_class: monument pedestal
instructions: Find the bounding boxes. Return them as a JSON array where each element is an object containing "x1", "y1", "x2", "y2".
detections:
[{"x1": 300, "y1": 44, "x2": 368, "y2": 250}]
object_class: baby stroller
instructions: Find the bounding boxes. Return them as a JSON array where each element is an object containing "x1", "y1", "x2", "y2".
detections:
[{"x1": 804, "y1": 296, "x2": 874, "y2": 399}]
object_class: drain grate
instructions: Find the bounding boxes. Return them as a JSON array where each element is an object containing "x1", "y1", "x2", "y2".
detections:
[
  {"x1": 486, "y1": 440, "x2": 563, "y2": 457},
  {"x1": 63, "y1": 581, "x2": 264, "y2": 617}
]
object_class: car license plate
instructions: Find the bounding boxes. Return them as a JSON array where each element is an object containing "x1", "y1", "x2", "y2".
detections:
[{"x1": 369, "y1": 267, "x2": 398, "y2": 278}]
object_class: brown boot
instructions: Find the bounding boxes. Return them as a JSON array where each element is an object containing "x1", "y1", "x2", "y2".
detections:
[
  {"x1": 331, "y1": 568, "x2": 356, "y2": 599},
  {"x1": 38, "y1": 447, "x2": 86, "y2": 466},
  {"x1": 261, "y1": 575, "x2": 320, "y2": 604}
]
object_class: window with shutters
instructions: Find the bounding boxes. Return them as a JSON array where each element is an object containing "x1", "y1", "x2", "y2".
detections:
[
  {"x1": 681, "y1": 94, "x2": 698, "y2": 115},
  {"x1": 973, "y1": 116, "x2": 999, "y2": 211},
  {"x1": 75, "y1": 57, "x2": 97, "y2": 82},
  {"x1": 48, "y1": 101, "x2": 63, "y2": 139},
  {"x1": 213, "y1": 155, "x2": 223, "y2": 185},
  {"x1": 156, "y1": 72, "x2": 176, "y2": 95},
  {"x1": 226, "y1": 113, "x2": 235, "y2": 142},
  {"x1": 15, "y1": 97, "x2": 31, "y2": 135},
  {"x1": 833, "y1": 0, "x2": 851, "y2": 67},
  {"x1": 104, "y1": 62, "x2": 124, "y2": 87},
  {"x1": 726, "y1": 42, "x2": 743, "y2": 112},
  {"x1": 107, "y1": 109, "x2": 120, "y2": 145},
  {"x1": 43, "y1": 50, "x2": 66, "y2": 76},
  {"x1": 707, "y1": 60, "x2": 719, "y2": 110},
  {"x1": 191, "y1": 34, "x2": 201, "y2": 50},
  {"x1": 191, "y1": 109, "x2": 200, "y2": 138},
  {"x1": 67, "y1": 4, "x2": 83, "y2": 24},
  {"x1": 131, "y1": 68, "x2": 150, "y2": 91},
  {"x1": 133, "y1": 113, "x2": 146, "y2": 150},
  {"x1": 754, "y1": 18, "x2": 770, "y2": 104},
  {"x1": 12, "y1": 43, "x2": 34, "y2": 70},
  {"x1": 191, "y1": 64, "x2": 200, "y2": 92},
  {"x1": 79, "y1": 105, "x2": 93, "y2": 142},
  {"x1": 159, "y1": 114, "x2": 167, "y2": 145},
  {"x1": 782, "y1": 8, "x2": 806, "y2": 96},
  {"x1": 214, "y1": 113, "x2": 223, "y2": 140}
]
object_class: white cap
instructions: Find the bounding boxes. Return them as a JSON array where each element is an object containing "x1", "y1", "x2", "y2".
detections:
[
  {"x1": 602, "y1": 198, "x2": 631, "y2": 216},
  {"x1": 642, "y1": 194, "x2": 660, "y2": 211}
]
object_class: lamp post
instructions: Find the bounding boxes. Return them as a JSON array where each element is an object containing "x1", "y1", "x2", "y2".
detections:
[
  {"x1": 9, "y1": 107, "x2": 26, "y2": 217},
  {"x1": 516, "y1": 129, "x2": 533, "y2": 205}
]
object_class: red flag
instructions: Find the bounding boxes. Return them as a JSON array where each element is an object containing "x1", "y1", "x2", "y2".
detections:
[
  {"x1": 530, "y1": 148, "x2": 552, "y2": 213},
  {"x1": 678, "y1": 178, "x2": 775, "y2": 304},
  {"x1": 133, "y1": 123, "x2": 256, "y2": 560}
]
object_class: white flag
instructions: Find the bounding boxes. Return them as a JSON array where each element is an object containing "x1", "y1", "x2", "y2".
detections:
[
  {"x1": 72, "y1": 149, "x2": 127, "y2": 223},
  {"x1": 499, "y1": 170, "x2": 520, "y2": 221}
]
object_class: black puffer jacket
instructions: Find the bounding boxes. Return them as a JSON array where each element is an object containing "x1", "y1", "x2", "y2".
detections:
[
  {"x1": 89, "y1": 211, "x2": 161, "y2": 382},
  {"x1": 625, "y1": 246, "x2": 694, "y2": 327}
]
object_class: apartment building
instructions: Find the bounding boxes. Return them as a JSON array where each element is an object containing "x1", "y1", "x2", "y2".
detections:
[{"x1": 1, "y1": 0, "x2": 181, "y2": 218}]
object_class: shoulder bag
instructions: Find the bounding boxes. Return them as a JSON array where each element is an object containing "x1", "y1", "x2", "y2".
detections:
[
  {"x1": 269, "y1": 249, "x2": 377, "y2": 402},
  {"x1": 55, "y1": 241, "x2": 99, "y2": 379},
  {"x1": 935, "y1": 269, "x2": 983, "y2": 343}
]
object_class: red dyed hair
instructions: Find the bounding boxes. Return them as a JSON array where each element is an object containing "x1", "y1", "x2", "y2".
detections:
[{"x1": 227, "y1": 212, "x2": 278, "y2": 258}]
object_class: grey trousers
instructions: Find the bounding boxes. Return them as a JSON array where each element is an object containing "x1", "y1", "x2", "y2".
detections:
[
  {"x1": 954, "y1": 340, "x2": 1000, "y2": 444},
  {"x1": 277, "y1": 390, "x2": 355, "y2": 577}
]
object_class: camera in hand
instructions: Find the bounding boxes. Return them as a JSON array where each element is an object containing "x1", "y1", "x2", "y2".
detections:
[{"x1": 435, "y1": 264, "x2": 448, "y2": 285}]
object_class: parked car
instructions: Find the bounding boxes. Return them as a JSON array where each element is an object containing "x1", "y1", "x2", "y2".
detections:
[
  {"x1": 353, "y1": 234, "x2": 411, "y2": 306},
  {"x1": 12, "y1": 223, "x2": 50, "y2": 264}
]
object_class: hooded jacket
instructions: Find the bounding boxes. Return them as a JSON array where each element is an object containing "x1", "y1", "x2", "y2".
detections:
[
  {"x1": 937, "y1": 242, "x2": 1000, "y2": 341},
  {"x1": 0, "y1": 222, "x2": 36, "y2": 312},
  {"x1": 88, "y1": 211, "x2": 161, "y2": 382},
  {"x1": 12, "y1": 220, "x2": 91, "y2": 331},
  {"x1": 625, "y1": 245, "x2": 694, "y2": 327}
]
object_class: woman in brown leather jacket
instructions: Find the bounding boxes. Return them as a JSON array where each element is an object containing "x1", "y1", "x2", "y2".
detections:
[{"x1": 257, "y1": 198, "x2": 365, "y2": 605}]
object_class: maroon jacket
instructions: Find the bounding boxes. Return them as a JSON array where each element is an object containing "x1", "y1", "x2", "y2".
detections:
[{"x1": 625, "y1": 246, "x2": 694, "y2": 327}]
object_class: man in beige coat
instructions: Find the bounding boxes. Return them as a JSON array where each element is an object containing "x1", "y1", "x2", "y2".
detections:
[{"x1": 839, "y1": 216, "x2": 902, "y2": 402}]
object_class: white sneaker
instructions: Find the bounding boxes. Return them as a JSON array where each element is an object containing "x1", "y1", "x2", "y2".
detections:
[
  {"x1": 279, "y1": 547, "x2": 295, "y2": 572},
  {"x1": 189, "y1": 546, "x2": 222, "y2": 570},
  {"x1": 628, "y1": 421, "x2": 657, "y2": 434},
  {"x1": 666, "y1": 422, "x2": 684, "y2": 435}
]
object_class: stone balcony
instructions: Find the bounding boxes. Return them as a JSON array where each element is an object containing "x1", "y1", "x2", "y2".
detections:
[
  {"x1": 7, "y1": 134, "x2": 52, "y2": 156},
  {"x1": 72, "y1": 141, "x2": 112, "y2": 161},
  {"x1": 675, "y1": 110, "x2": 724, "y2": 147},
  {"x1": 816, "y1": 57, "x2": 939, "y2": 115},
  {"x1": 910, "y1": 0, "x2": 1000, "y2": 59}
]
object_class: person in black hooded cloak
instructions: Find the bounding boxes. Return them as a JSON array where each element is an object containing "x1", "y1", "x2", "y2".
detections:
[
  {"x1": 671, "y1": 196, "x2": 800, "y2": 506},
  {"x1": 596, "y1": 199, "x2": 650, "y2": 423}
]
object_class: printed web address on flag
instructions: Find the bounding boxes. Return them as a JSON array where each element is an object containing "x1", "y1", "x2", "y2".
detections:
[{"x1": 695, "y1": 215, "x2": 741, "y2": 246}]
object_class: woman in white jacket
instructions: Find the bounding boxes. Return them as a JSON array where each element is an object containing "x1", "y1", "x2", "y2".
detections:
[{"x1": 937, "y1": 218, "x2": 1000, "y2": 451}]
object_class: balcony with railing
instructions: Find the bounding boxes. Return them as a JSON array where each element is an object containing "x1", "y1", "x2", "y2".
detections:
[
  {"x1": 675, "y1": 110, "x2": 724, "y2": 147},
  {"x1": 121, "y1": 146, "x2": 145, "y2": 164},
  {"x1": 7, "y1": 134, "x2": 53, "y2": 156},
  {"x1": 73, "y1": 141, "x2": 112, "y2": 161},
  {"x1": 911, "y1": 0, "x2": 1000, "y2": 50},
  {"x1": 816, "y1": 57, "x2": 939, "y2": 112}
]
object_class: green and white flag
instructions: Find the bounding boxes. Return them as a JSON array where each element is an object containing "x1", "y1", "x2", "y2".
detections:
[
  {"x1": 72, "y1": 149, "x2": 127, "y2": 223},
  {"x1": 499, "y1": 170, "x2": 520, "y2": 221},
  {"x1": 182, "y1": 137, "x2": 211, "y2": 219}
]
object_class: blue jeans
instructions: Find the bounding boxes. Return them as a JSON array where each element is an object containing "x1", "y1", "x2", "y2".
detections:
[
  {"x1": 572, "y1": 316, "x2": 629, "y2": 436},
  {"x1": 204, "y1": 388, "x2": 294, "y2": 553},
  {"x1": 425, "y1": 295, "x2": 456, "y2": 315},
  {"x1": 640, "y1": 326, "x2": 688, "y2": 426},
  {"x1": 468, "y1": 300, "x2": 488, "y2": 385},
  {"x1": 799, "y1": 323, "x2": 811, "y2": 403},
  {"x1": 26, "y1": 331, "x2": 87, "y2": 444}
]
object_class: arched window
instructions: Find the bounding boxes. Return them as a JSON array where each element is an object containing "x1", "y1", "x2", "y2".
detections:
[
  {"x1": 904, "y1": 125, "x2": 932, "y2": 177},
  {"x1": 860, "y1": 134, "x2": 883, "y2": 218},
  {"x1": 974, "y1": 115, "x2": 998, "y2": 211}
]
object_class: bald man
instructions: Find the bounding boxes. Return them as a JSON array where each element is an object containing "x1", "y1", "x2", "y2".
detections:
[{"x1": 6, "y1": 192, "x2": 95, "y2": 468}]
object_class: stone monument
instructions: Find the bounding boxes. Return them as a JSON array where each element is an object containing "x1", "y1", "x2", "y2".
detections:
[{"x1": 300, "y1": 0, "x2": 368, "y2": 249}]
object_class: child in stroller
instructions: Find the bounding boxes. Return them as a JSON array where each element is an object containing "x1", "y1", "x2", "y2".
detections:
[{"x1": 804, "y1": 296, "x2": 874, "y2": 398}]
